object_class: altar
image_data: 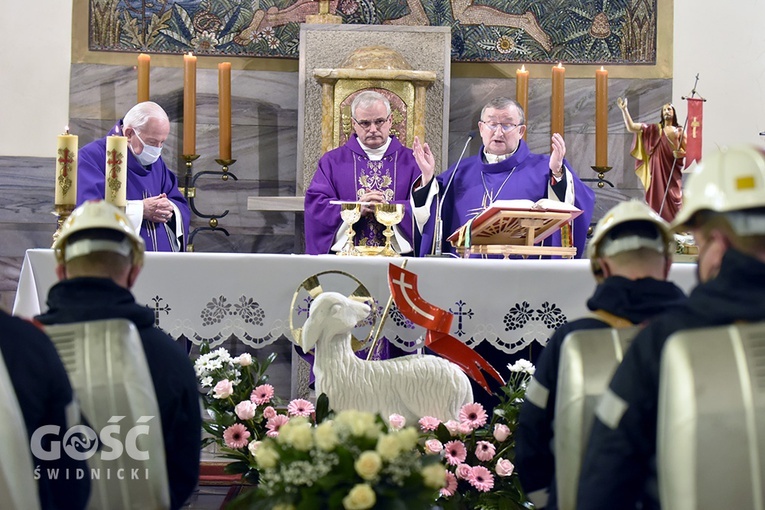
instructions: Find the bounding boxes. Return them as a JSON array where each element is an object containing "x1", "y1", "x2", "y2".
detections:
[{"x1": 13, "y1": 249, "x2": 696, "y2": 398}]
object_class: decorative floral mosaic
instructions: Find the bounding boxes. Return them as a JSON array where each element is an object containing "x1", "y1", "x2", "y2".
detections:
[{"x1": 90, "y1": 0, "x2": 657, "y2": 63}]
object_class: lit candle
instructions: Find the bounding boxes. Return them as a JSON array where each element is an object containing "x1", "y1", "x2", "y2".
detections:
[
  {"x1": 551, "y1": 63, "x2": 565, "y2": 137},
  {"x1": 516, "y1": 65, "x2": 529, "y2": 140},
  {"x1": 55, "y1": 127, "x2": 78, "y2": 206},
  {"x1": 516, "y1": 65, "x2": 529, "y2": 115},
  {"x1": 183, "y1": 52, "x2": 197, "y2": 156},
  {"x1": 137, "y1": 53, "x2": 150, "y2": 103},
  {"x1": 218, "y1": 62, "x2": 232, "y2": 161},
  {"x1": 595, "y1": 67, "x2": 609, "y2": 167},
  {"x1": 105, "y1": 135, "x2": 128, "y2": 207}
]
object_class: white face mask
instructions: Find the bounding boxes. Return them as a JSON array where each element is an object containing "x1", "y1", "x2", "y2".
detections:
[{"x1": 131, "y1": 131, "x2": 163, "y2": 166}]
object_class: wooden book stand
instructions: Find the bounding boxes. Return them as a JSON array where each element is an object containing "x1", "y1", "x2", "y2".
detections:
[{"x1": 447, "y1": 199, "x2": 583, "y2": 258}]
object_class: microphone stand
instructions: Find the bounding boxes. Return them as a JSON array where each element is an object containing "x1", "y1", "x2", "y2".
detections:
[{"x1": 431, "y1": 132, "x2": 475, "y2": 256}]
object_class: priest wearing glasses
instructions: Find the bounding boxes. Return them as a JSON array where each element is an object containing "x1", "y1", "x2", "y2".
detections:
[
  {"x1": 412, "y1": 97, "x2": 595, "y2": 257},
  {"x1": 304, "y1": 90, "x2": 422, "y2": 255}
]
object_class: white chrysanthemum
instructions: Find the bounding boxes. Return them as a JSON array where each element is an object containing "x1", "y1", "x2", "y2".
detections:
[
  {"x1": 508, "y1": 358, "x2": 536, "y2": 375},
  {"x1": 396, "y1": 427, "x2": 419, "y2": 451},
  {"x1": 335, "y1": 410, "x2": 380, "y2": 439},
  {"x1": 315, "y1": 421, "x2": 339, "y2": 451},
  {"x1": 200, "y1": 376, "x2": 213, "y2": 387},
  {"x1": 278, "y1": 417, "x2": 313, "y2": 451},
  {"x1": 376, "y1": 433, "x2": 402, "y2": 461},
  {"x1": 255, "y1": 443, "x2": 280, "y2": 469},
  {"x1": 421, "y1": 462, "x2": 447, "y2": 489}
]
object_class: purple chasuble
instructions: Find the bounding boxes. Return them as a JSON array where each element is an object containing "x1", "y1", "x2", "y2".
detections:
[
  {"x1": 418, "y1": 140, "x2": 595, "y2": 258},
  {"x1": 304, "y1": 135, "x2": 420, "y2": 255},
  {"x1": 77, "y1": 121, "x2": 191, "y2": 252}
]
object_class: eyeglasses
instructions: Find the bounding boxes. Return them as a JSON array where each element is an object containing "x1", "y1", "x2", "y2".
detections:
[
  {"x1": 480, "y1": 121, "x2": 523, "y2": 133},
  {"x1": 353, "y1": 117, "x2": 389, "y2": 130}
]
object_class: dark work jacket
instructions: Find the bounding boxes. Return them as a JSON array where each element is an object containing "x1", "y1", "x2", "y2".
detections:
[
  {"x1": 0, "y1": 310, "x2": 90, "y2": 509},
  {"x1": 516, "y1": 276, "x2": 687, "y2": 509},
  {"x1": 36, "y1": 278, "x2": 201, "y2": 510},
  {"x1": 577, "y1": 249, "x2": 765, "y2": 509}
]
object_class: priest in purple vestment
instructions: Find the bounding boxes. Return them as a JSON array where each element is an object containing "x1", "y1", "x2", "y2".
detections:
[
  {"x1": 304, "y1": 91, "x2": 421, "y2": 255},
  {"x1": 412, "y1": 97, "x2": 595, "y2": 258},
  {"x1": 77, "y1": 101, "x2": 190, "y2": 252}
]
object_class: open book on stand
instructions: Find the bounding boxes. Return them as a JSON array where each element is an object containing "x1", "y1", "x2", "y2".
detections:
[{"x1": 447, "y1": 199, "x2": 583, "y2": 257}]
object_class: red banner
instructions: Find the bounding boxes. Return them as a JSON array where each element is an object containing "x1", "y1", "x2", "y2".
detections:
[
  {"x1": 388, "y1": 263, "x2": 504, "y2": 393},
  {"x1": 685, "y1": 98, "x2": 704, "y2": 166}
]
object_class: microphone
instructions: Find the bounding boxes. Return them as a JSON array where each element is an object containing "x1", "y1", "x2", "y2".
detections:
[{"x1": 431, "y1": 131, "x2": 476, "y2": 256}]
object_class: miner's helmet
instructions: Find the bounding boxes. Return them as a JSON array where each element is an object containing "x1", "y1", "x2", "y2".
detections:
[
  {"x1": 587, "y1": 200, "x2": 673, "y2": 277},
  {"x1": 671, "y1": 144, "x2": 765, "y2": 235},
  {"x1": 53, "y1": 200, "x2": 145, "y2": 266}
]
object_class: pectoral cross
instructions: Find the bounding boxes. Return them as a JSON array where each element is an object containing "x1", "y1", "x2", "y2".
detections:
[{"x1": 691, "y1": 116, "x2": 700, "y2": 138}]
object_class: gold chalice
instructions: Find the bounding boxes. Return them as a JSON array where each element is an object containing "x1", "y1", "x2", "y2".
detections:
[
  {"x1": 338, "y1": 202, "x2": 362, "y2": 256},
  {"x1": 374, "y1": 203, "x2": 405, "y2": 257}
]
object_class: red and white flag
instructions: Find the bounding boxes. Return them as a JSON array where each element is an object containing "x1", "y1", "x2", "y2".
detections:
[
  {"x1": 685, "y1": 98, "x2": 704, "y2": 166},
  {"x1": 388, "y1": 263, "x2": 504, "y2": 393}
]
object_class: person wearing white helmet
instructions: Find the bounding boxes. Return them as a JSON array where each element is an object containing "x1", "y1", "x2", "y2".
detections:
[
  {"x1": 36, "y1": 200, "x2": 201, "y2": 510},
  {"x1": 578, "y1": 145, "x2": 765, "y2": 509},
  {"x1": 516, "y1": 199, "x2": 686, "y2": 510}
]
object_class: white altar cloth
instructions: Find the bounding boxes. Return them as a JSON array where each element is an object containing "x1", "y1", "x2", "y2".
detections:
[{"x1": 13, "y1": 249, "x2": 697, "y2": 356}]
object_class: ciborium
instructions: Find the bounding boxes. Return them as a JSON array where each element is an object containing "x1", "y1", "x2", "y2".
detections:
[
  {"x1": 338, "y1": 202, "x2": 362, "y2": 256},
  {"x1": 374, "y1": 203, "x2": 405, "y2": 257}
]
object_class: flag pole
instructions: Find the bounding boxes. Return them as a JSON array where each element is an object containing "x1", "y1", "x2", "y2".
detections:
[{"x1": 366, "y1": 258, "x2": 408, "y2": 361}]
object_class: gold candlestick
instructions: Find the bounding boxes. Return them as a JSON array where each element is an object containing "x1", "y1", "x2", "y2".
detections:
[{"x1": 52, "y1": 204, "x2": 76, "y2": 246}]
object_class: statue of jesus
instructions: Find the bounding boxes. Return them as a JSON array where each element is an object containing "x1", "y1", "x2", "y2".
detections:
[{"x1": 618, "y1": 97, "x2": 686, "y2": 222}]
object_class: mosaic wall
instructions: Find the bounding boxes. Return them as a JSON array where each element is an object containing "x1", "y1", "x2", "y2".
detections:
[{"x1": 90, "y1": 0, "x2": 657, "y2": 63}]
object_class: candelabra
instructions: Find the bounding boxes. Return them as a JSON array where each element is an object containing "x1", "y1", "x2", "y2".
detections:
[
  {"x1": 181, "y1": 155, "x2": 238, "y2": 252},
  {"x1": 52, "y1": 204, "x2": 76, "y2": 247},
  {"x1": 584, "y1": 165, "x2": 614, "y2": 189}
]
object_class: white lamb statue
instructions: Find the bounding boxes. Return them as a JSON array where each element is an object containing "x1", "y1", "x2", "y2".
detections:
[{"x1": 300, "y1": 291, "x2": 474, "y2": 424}]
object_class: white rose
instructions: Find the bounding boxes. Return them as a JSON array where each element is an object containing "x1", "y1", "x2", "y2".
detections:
[
  {"x1": 342, "y1": 483, "x2": 376, "y2": 510},
  {"x1": 354, "y1": 451, "x2": 382, "y2": 480},
  {"x1": 234, "y1": 401, "x2": 257, "y2": 420},
  {"x1": 236, "y1": 353, "x2": 253, "y2": 366}
]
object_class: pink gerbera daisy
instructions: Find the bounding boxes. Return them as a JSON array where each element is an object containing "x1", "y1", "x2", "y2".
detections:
[
  {"x1": 250, "y1": 384, "x2": 275, "y2": 405},
  {"x1": 468, "y1": 465, "x2": 495, "y2": 492},
  {"x1": 443, "y1": 440, "x2": 467, "y2": 466},
  {"x1": 223, "y1": 423, "x2": 251, "y2": 449},
  {"x1": 418, "y1": 416, "x2": 440, "y2": 432},
  {"x1": 459, "y1": 403, "x2": 488, "y2": 430},
  {"x1": 266, "y1": 414, "x2": 290, "y2": 437},
  {"x1": 440, "y1": 471, "x2": 458, "y2": 497},
  {"x1": 287, "y1": 398, "x2": 315, "y2": 417},
  {"x1": 475, "y1": 440, "x2": 496, "y2": 462}
]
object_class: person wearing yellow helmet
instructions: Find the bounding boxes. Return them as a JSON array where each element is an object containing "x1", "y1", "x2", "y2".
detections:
[
  {"x1": 516, "y1": 199, "x2": 686, "y2": 510},
  {"x1": 37, "y1": 200, "x2": 201, "y2": 510},
  {"x1": 579, "y1": 145, "x2": 765, "y2": 509}
]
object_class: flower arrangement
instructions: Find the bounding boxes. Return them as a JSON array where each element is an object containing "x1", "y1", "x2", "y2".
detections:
[
  {"x1": 419, "y1": 359, "x2": 537, "y2": 510},
  {"x1": 229, "y1": 409, "x2": 446, "y2": 510},
  {"x1": 196, "y1": 344, "x2": 315, "y2": 483},
  {"x1": 196, "y1": 344, "x2": 535, "y2": 510}
]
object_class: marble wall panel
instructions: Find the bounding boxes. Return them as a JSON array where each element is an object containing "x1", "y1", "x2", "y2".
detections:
[{"x1": 0, "y1": 62, "x2": 675, "y2": 309}]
